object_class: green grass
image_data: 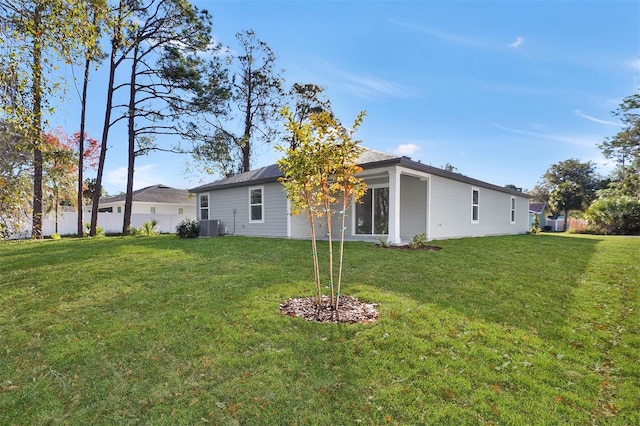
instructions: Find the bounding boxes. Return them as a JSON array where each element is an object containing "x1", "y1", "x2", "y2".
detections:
[{"x1": 1, "y1": 234, "x2": 638, "y2": 425}]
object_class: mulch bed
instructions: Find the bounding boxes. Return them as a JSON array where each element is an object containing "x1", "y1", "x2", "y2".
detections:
[{"x1": 280, "y1": 295, "x2": 379, "y2": 324}]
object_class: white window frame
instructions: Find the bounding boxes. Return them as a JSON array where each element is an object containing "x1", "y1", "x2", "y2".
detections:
[
  {"x1": 150, "y1": 206, "x2": 156, "y2": 214},
  {"x1": 471, "y1": 187, "x2": 479, "y2": 224},
  {"x1": 199, "y1": 194, "x2": 209, "y2": 220},
  {"x1": 249, "y1": 186, "x2": 264, "y2": 223},
  {"x1": 178, "y1": 207, "x2": 184, "y2": 215},
  {"x1": 117, "y1": 206, "x2": 122, "y2": 213},
  {"x1": 510, "y1": 196, "x2": 516, "y2": 224}
]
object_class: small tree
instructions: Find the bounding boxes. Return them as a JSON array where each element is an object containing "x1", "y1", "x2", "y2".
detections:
[{"x1": 278, "y1": 107, "x2": 366, "y2": 311}]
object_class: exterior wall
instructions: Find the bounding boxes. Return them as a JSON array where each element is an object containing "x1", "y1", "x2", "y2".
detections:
[
  {"x1": 428, "y1": 175, "x2": 529, "y2": 240},
  {"x1": 205, "y1": 182, "x2": 288, "y2": 237},
  {"x1": 399, "y1": 174, "x2": 427, "y2": 239},
  {"x1": 194, "y1": 171, "x2": 529, "y2": 241}
]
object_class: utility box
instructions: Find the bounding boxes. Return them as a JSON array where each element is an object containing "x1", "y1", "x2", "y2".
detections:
[{"x1": 199, "y1": 220, "x2": 220, "y2": 237}]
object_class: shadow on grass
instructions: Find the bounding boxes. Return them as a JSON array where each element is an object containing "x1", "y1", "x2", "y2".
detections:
[{"x1": 344, "y1": 234, "x2": 602, "y2": 338}]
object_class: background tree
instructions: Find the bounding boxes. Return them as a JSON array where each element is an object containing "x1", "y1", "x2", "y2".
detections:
[
  {"x1": 286, "y1": 83, "x2": 332, "y2": 149},
  {"x1": 42, "y1": 129, "x2": 100, "y2": 234},
  {"x1": 543, "y1": 159, "x2": 599, "y2": 231},
  {"x1": 0, "y1": 121, "x2": 31, "y2": 239},
  {"x1": 0, "y1": 0, "x2": 96, "y2": 238},
  {"x1": 75, "y1": 0, "x2": 108, "y2": 237},
  {"x1": 598, "y1": 90, "x2": 640, "y2": 198},
  {"x1": 192, "y1": 30, "x2": 284, "y2": 176},
  {"x1": 42, "y1": 131, "x2": 77, "y2": 234},
  {"x1": 87, "y1": 0, "x2": 226, "y2": 234}
]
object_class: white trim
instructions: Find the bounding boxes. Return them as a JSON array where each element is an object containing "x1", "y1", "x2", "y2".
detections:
[
  {"x1": 248, "y1": 186, "x2": 264, "y2": 223},
  {"x1": 199, "y1": 194, "x2": 209, "y2": 221},
  {"x1": 426, "y1": 176, "x2": 431, "y2": 240},
  {"x1": 351, "y1": 183, "x2": 390, "y2": 237},
  {"x1": 471, "y1": 187, "x2": 479, "y2": 224},
  {"x1": 388, "y1": 168, "x2": 401, "y2": 245},
  {"x1": 286, "y1": 198, "x2": 291, "y2": 238}
]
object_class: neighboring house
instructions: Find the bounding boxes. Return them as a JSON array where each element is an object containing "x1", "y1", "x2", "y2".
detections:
[
  {"x1": 189, "y1": 149, "x2": 531, "y2": 243},
  {"x1": 87, "y1": 184, "x2": 195, "y2": 216},
  {"x1": 528, "y1": 202, "x2": 553, "y2": 230}
]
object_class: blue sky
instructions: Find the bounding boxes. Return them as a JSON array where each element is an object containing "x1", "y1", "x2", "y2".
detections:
[{"x1": 53, "y1": 0, "x2": 640, "y2": 195}]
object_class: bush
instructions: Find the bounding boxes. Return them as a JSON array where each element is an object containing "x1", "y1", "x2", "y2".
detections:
[
  {"x1": 529, "y1": 213, "x2": 541, "y2": 235},
  {"x1": 84, "y1": 222, "x2": 105, "y2": 237},
  {"x1": 408, "y1": 232, "x2": 428, "y2": 250},
  {"x1": 132, "y1": 219, "x2": 159, "y2": 236},
  {"x1": 176, "y1": 219, "x2": 199, "y2": 238},
  {"x1": 51, "y1": 232, "x2": 61, "y2": 240},
  {"x1": 585, "y1": 196, "x2": 640, "y2": 235}
]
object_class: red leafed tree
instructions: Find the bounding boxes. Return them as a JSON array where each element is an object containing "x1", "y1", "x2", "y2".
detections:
[{"x1": 42, "y1": 128, "x2": 100, "y2": 234}]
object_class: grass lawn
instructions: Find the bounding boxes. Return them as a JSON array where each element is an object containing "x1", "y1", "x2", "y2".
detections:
[{"x1": 1, "y1": 233, "x2": 638, "y2": 425}]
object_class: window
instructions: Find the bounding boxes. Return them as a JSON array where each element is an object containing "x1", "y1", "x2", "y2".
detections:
[
  {"x1": 471, "y1": 188, "x2": 479, "y2": 223},
  {"x1": 150, "y1": 207, "x2": 156, "y2": 214},
  {"x1": 510, "y1": 197, "x2": 516, "y2": 224},
  {"x1": 199, "y1": 194, "x2": 209, "y2": 220},
  {"x1": 355, "y1": 187, "x2": 389, "y2": 235},
  {"x1": 249, "y1": 186, "x2": 264, "y2": 223},
  {"x1": 178, "y1": 207, "x2": 184, "y2": 215},
  {"x1": 117, "y1": 206, "x2": 122, "y2": 213}
]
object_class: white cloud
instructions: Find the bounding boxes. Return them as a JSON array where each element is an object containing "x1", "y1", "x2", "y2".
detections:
[
  {"x1": 389, "y1": 19, "x2": 493, "y2": 49},
  {"x1": 574, "y1": 110, "x2": 620, "y2": 127},
  {"x1": 346, "y1": 74, "x2": 417, "y2": 100},
  {"x1": 391, "y1": 143, "x2": 422, "y2": 157},
  {"x1": 490, "y1": 122, "x2": 599, "y2": 147},
  {"x1": 508, "y1": 36, "x2": 525, "y2": 49},
  {"x1": 627, "y1": 58, "x2": 640, "y2": 71}
]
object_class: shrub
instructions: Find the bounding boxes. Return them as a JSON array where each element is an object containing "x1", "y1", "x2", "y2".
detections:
[
  {"x1": 84, "y1": 222, "x2": 105, "y2": 237},
  {"x1": 133, "y1": 219, "x2": 159, "y2": 236},
  {"x1": 51, "y1": 232, "x2": 61, "y2": 240},
  {"x1": 529, "y1": 213, "x2": 541, "y2": 235},
  {"x1": 585, "y1": 196, "x2": 640, "y2": 235},
  {"x1": 408, "y1": 232, "x2": 429, "y2": 250},
  {"x1": 176, "y1": 219, "x2": 199, "y2": 238},
  {"x1": 138, "y1": 219, "x2": 159, "y2": 237}
]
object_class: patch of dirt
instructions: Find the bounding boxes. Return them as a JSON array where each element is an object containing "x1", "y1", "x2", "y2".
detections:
[{"x1": 280, "y1": 295, "x2": 379, "y2": 324}]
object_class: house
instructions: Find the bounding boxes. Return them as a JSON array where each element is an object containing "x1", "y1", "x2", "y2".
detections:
[
  {"x1": 528, "y1": 202, "x2": 553, "y2": 231},
  {"x1": 87, "y1": 184, "x2": 195, "y2": 216},
  {"x1": 189, "y1": 149, "x2": 531, "y2": 243}
]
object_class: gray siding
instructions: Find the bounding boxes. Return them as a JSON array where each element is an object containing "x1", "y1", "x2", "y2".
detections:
[
  {"x1": 400, "y1": 174, "x2": 427, "y2": 239},
  {"x1": 429, "y1": 175, "x2": 529, "y2": 240},
  {"x1": 208, "y1": 182, "x2": 288, "y2": 237}
]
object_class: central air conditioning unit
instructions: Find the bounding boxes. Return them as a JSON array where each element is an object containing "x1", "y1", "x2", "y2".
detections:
[{"x1": 199, "y1": 219, "x2": 220, "y2": 237}]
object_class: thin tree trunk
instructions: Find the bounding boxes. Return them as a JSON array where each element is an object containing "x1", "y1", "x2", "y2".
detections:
[
  {"x1": 324, "y1": 192, "x2": 334, "y2": 309},
  {"x1": 336, "y1": 192, "x2": 349, "y2": 311},
  {"x1": 31, "y1": 4, "x2": 43, "y2": 239},
  {"x1": 123, "y1": 44, "x2": 139, "y2": 235},
  {"x1": 77, "y1": 54, "x2": 90, "y2": 237},
  {"x1": 91, "y1": 6, "x2": 122, "y2": 236}
]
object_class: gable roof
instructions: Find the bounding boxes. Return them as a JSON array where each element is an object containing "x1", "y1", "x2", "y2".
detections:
[
  {"x1": 528, "y1": 202, "x2": 548, "y2": 213},
  {"x1": 189, "y1": 148, "x2": 529, "y2": 198},
  {"x1": 100, "y1": 184, "x2": 193, "y2": 204}
]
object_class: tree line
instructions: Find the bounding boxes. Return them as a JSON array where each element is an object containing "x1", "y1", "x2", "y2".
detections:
[
  {"x1": 0, "y1": 0, "x2": 331, "y2": 239},
  {"x1": 528, "y1": 91, "x2": 640, "y2": 234}
]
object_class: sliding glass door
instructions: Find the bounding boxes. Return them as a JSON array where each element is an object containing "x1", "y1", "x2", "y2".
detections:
[{"x1": 355, "y1": 187, "x2": 389, "y2": 235}]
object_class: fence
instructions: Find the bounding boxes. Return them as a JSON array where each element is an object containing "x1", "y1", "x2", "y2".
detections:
[{"x1": 41, "y1": 212, "x2": 194, "y2": 236}]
